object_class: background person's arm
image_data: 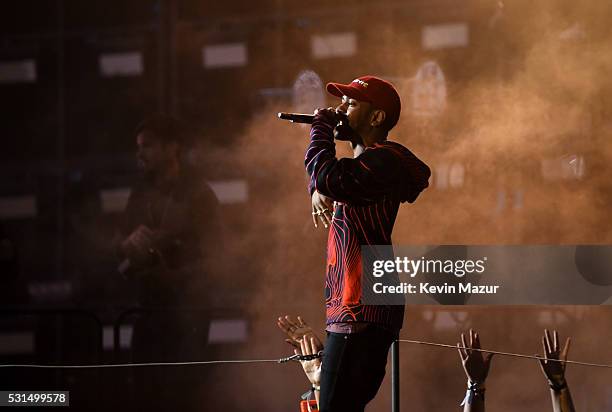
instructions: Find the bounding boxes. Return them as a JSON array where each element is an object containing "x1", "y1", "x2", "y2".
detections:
[
  {"x1": 297, "y1": 335, "x2": 323, "y2": 408},
  {"x1": 537, "y1": 330, "x2": 575, "y2": 412},
  {"x1": 457, "y1": 329, "x2": 494, "y2": 412}
]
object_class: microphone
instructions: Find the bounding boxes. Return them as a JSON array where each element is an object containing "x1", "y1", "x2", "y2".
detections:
[
  {"x1": 278, "y1": 111, "x2": 356, "y2": 141},
  {"x1": 277, "y1": 112, "x2": 314, "y2": 124},
  {"x1": 277, "y1": 111, "x2": 349, "y2": 125}
]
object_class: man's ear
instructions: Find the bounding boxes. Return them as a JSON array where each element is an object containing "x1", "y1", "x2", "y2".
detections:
[{"x1": 370, "y1": 109, "x2": 386, "y2": 128}]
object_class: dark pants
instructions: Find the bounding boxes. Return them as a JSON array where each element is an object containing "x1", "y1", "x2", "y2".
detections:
[{"x1": 319, "y1": 325, "x2": 397, "y2": 412}]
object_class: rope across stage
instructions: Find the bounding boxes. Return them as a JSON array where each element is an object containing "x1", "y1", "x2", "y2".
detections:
[
  {"x1": 0, "y1": 352, "x2": 324, "y2": 369},
  {"x1": 397, "y1": 338, "x2": 612, "y2": 369},
  {"x1": 0, "y1": 340, "x2": 609, "y2": 369}
]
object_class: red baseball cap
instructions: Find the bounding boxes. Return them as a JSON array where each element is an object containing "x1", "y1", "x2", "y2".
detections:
[{"x1": 326, "y1": 75, "x2": 401, "y2": 131}]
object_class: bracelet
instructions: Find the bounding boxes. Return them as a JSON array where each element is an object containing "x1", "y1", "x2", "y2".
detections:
[
  {"x1": 468, "y1": 380, "x2": 486, "y2": 392},
  {"x1": 460, "y1": 381, "x2": 485, "y2": 406},
  {"x1": 301, "y1": 387, "x2": 319, "y2": 401}
]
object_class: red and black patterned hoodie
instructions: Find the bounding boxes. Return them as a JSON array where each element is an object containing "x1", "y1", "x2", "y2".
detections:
[{"x1": 305, "y1": 113, "x2": 431, "y2": 332}]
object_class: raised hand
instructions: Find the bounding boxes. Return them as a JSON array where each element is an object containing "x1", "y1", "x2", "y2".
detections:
[
  {"x1": 277, "y1": 315, "x2": 316, "y2": 348},
  {"x1": 296, "y1": 334, "x2": 323, "y2": 387},
  {"x1": 457, "y1": 329, "x2": 494, "y2": 385},
  {"x1": 538, "y1": 329, "x2": 570, "y2": 390}
]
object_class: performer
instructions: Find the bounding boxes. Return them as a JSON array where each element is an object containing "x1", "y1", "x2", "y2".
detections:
[{"x1": 305, "y1": 76, "x2": 431, "y2": 411}]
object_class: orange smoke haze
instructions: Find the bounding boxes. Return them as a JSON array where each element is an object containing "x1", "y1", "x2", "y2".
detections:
[{"x1": 193, "y1": 1, "x2": 612, "y2": 410}]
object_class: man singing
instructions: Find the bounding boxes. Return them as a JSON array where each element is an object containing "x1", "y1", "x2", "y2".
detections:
[{"x1": 305, "y1": 76, "x2": 431, "y2": 411}]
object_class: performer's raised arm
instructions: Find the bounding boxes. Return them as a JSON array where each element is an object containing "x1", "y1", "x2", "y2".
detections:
[{"x1": 306, "y1": 112, "x2": 429, "y2": 205}]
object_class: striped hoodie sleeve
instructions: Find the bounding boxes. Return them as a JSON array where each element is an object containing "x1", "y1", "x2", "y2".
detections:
[{"x1": 305, "y1": 113, "x2": 430, "y2": 205}]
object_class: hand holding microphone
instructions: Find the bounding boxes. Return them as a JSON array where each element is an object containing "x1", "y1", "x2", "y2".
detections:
[
  {"x1": 277, "y1": 108, "x2": 358, "y2": 142},
  {"x1": 316, "y1": 108, "x2": 361, "y2": 142},
  {"x1": 314, "y1": 107, "x2": 346, "y2": 125}
]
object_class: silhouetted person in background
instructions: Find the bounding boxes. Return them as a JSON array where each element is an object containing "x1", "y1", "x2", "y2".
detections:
[
  {"x1": 118, "y1": 114, "x2": 221, "y2": 304},
  {"x1": 117, "y1": 114, "x2": 221, "y2": 411}
]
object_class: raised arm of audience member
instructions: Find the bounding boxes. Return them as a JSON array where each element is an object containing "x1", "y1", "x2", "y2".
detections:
[
  {"x1": 277, "y1": 315, "x2": 324, "y2": 409},
  {"x1": 457, "y1": 329, "x2": 494, "y2": 412},
  {"x1": 277, "y1": 315, "x2": 317, "y2": 348},
  {"x1": 538, "y1": 330, "x2": 575, "y2": 412},
  {"x1": 296, "y1": 334, "x2": 323, "y2": 408}
]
